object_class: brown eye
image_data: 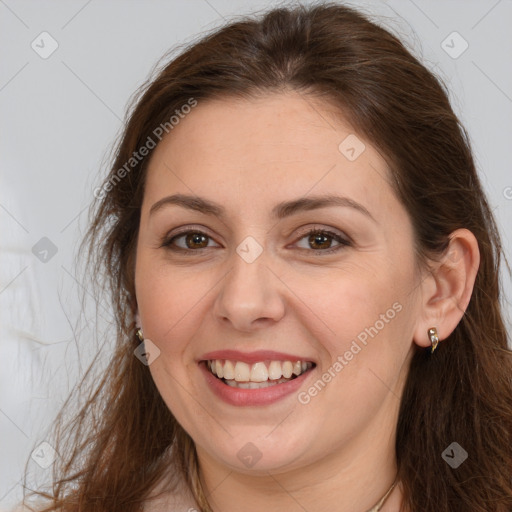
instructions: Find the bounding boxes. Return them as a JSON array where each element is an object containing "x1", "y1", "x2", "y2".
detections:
[
  {"x1": 308, "y1": 232, "x2": 333, "y2": 250},
  {"x1": 162, "y1": 230, "x2": 218, "y2": 253},
  {"x1": 184, "y1": 232, "x2": 209, "y2": 249},
  {"x1": 295, "y1": 228, "x2": 351, "y2": 254}
]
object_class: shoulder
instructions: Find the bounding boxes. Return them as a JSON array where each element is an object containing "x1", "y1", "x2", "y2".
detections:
[
  {"x1": 143, "y1": 478, "x2": 198, "y2": 512},
  {"x1": 142, "y1": 451, "x2": 199, "y2": 512}
]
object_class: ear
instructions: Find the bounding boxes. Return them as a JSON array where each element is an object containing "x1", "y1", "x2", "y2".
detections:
[
  {"x1": 131, "y1": 298, "x2": 141, "y2": 328},
  {"x1": 129, "y1": 294, "x2": 141, "y2": 327},
  {"x1": 413, "y1": 228, "x2": 480, "y2": 349}
]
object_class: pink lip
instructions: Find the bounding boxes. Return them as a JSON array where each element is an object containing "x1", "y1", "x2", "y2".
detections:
[
  {"x1": 199, "y1": 361, "x2": 315, "y2": 407},
  {"x1": 199, "y1": 349, "x2": 315, "y2": 365}
]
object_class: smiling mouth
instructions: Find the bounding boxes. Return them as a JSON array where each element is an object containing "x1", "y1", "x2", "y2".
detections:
[{"x1": 205, "y1": 359, "x2": 316, "y2": 389}]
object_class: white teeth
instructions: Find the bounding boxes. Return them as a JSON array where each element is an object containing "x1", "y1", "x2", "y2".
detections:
[
  {"x1": 223, "y1": 360, "x2": 235, "y2": 380},
  {"x1": 215, "y1": 360, "x2": 224, "y2": 379},
  {"x1": 268, "y1": 360, "x2": 282, "y2": 380},
  {"x1": 234, "y1": 361, "x2": 251, "y2": 382},
  {"x1": 282, "y1": 361, "x2": 293, "y2": 378},
  {"x1": 207, "y1": 359, "x2": 314, "y2": 383},
  {"x1": 250, "y1": 362, "x2": 268, "y2": 382}
]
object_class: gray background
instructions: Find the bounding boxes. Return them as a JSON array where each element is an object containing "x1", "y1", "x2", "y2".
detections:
[{"x1": 1, "y1": 0, "x2": 511, "y2": 509}]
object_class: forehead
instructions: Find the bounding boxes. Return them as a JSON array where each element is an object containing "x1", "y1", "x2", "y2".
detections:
[{"x1": 143, "y1": 92, "x2": 395, "y2": 215}]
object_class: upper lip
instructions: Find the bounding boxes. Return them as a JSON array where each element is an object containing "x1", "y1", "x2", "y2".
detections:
[{"x1": 199, "y1": 349, "x2": 316, "y2": 365}]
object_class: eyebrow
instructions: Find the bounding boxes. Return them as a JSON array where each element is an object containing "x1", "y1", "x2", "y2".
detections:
[{"x1": 149, "y1": 193, "x2": 375, "y2": 222}]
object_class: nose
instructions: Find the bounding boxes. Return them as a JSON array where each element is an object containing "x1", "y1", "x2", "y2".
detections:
[{"x1": 212, "y1": 250, "x2": 286, "y2": 332}]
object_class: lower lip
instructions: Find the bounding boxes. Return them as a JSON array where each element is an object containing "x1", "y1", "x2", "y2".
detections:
[{"x1": 199, "y1": 362, "x2": 314, "y2": 406}]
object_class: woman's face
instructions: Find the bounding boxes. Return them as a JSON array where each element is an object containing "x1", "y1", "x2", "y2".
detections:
[{"x1": 135, "y1": 91, "x2": 423, "y2": 475}]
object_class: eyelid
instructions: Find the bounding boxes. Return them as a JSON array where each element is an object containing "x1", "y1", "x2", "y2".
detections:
[
  {"x1": 164, "y1": 224, "x2": 217, "y2": 239},
  {"x1": 293, "y1": 224, "x2": 351, "y2": 243}
]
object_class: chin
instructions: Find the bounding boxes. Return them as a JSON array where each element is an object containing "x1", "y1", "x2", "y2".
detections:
[{"x1": 195, "y1": 426, "x2": 313, "y2": 474}]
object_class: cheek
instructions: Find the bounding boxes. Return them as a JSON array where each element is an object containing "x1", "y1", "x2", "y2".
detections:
[
  {"x1": 134, "y1": 256, "x2": 211, "y2": 354},
  {"x1": 286, "y1": 260, "x2": 411, "y2": 351},
  {"x1": 305, "y1": 277, "x2": 410, "y2": 379}
]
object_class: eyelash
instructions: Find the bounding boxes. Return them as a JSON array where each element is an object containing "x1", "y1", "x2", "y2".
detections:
[{"x1": 161, "y1": 227, "x2": 351, "y2": 256}]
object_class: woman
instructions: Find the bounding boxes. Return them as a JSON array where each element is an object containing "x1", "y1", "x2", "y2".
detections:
[{"x1": 24, "y1": 2, "x2": 512, "y2": 511}]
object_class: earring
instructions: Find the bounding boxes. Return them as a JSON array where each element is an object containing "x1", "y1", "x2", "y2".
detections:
[
  {"x1": 136, "y1": 328, "x2": 144, "y2": 342},
  {"x1": 428, "y1": 327, "x2": 439, "y2": 353}
]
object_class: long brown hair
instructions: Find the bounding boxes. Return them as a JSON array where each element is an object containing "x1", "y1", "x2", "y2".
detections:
[{"x1": 24, "y1": 2, "x2": 512, "y2": 511}]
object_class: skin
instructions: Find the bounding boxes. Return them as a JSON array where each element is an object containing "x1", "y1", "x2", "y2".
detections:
[{"x1": 134, "y1": 90, "x2": 479, "y2": 512}]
